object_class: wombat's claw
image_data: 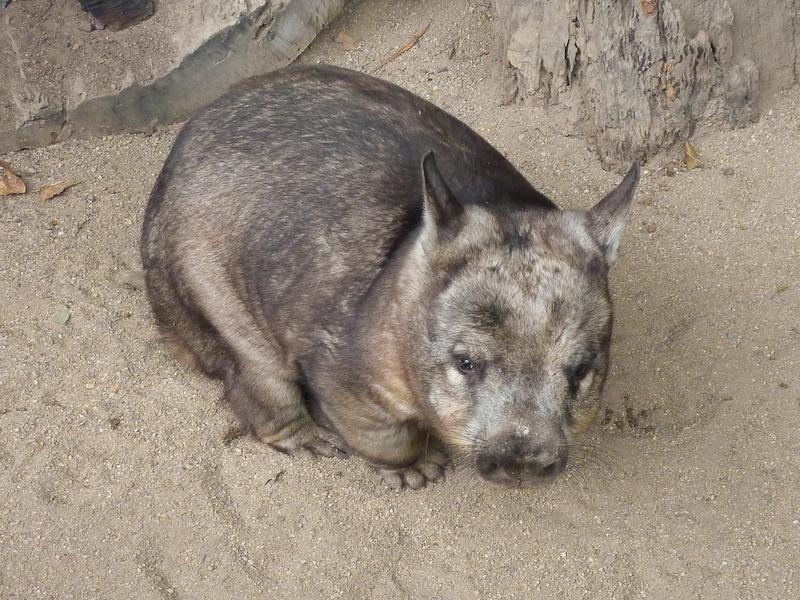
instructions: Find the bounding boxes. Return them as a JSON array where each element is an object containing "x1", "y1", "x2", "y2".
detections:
[
  {"x1": 379, "y1": 449, "x2": 450, "y2": 490},
  {"x1": 270, "y1": 424, "x2": 349, "y2": 460}
]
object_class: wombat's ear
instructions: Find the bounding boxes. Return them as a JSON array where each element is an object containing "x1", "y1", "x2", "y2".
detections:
[
  {"x1": 589, "y1": 163, "x2": 640, "y2": 265},
  {"x1": 421, "y1": 151, "x2": 463, "y2": 236}
]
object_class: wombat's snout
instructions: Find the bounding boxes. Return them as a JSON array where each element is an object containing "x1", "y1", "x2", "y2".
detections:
[{"x1": 476, "y1": 433, "x2": 567, "y2": 485}]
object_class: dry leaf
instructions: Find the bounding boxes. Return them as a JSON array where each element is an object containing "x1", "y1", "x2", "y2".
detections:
[
  {"x1": 683, "y1": 141, "x2": 702, "y2": 170},
  {"x1": 38, "y1": 179, "x2": 80, "y2": 201},
  {"x1": 334, "y1": 32, "x2": 358, "y2": 51},
  {"x1": 640, "y1": 0, "x2": 657, "y2": 17},
  {"x1": 0, "y1": 160, "x2": 26, "y2": 196},
  {"x1": 665, "y1": 82, "x2": 676, "y2": 101}
]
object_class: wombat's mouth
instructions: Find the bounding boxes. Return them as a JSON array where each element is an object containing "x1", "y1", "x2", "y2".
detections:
[{"x1": 474, "y1": 448, "x2": 568, "y2": 487}]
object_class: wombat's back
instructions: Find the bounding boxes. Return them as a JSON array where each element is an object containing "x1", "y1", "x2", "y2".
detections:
[{"x1": 143, "y1": 64, "x2": 554, "y2": 236}]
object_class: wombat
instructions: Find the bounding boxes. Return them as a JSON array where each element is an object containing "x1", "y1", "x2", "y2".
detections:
[{"x1": 141, "y1": 64, "x2": 639, "y2": 489}]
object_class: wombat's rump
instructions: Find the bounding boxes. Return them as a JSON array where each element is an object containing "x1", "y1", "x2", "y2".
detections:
[{"x1": 141, "y1": 65, "x2": 638, "y2": 488}]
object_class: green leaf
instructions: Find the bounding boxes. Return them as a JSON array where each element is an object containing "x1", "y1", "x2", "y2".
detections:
[{"x1": 53, "y1": 306, "x2": 71, "y2": 325}]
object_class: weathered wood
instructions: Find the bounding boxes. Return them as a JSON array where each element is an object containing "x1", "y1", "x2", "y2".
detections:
[
  {"x1": 495, "y1": 0, "x2": 763, "y2": 170},
  {"x1": 674, "y1": 0, "x2": 798, "y2": 103}
]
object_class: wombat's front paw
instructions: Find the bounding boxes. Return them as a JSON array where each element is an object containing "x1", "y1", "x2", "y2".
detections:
[
  {"x1": 269, "y1": 423, "x2": 349, "y2": 460},
  {"x1": 379, "y1": 449, "x2": 450, "y2": 490}
]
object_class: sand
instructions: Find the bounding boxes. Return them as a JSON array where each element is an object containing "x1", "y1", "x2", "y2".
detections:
[{"x1": 1, "y1": 0, "x2": 798, "y2": 598}]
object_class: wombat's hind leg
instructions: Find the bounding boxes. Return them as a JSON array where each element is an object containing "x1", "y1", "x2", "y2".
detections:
[
  {"x1": 379, "y1": 449, "x2": 451, "y2": 490},
  {"x1": 144, "y1": 267, "x2": 230, "y2": 378},
  {"x1": 158, "y1": 327, "x2": 202, "y2": 371},
  {"x1": 223, "y1": 372, "x2": 349, "y2": 459}
]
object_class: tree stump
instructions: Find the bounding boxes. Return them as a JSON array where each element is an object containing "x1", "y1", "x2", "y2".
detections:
[{"x1": 494, "y1": 0, "x2": 761, "y2": 170}]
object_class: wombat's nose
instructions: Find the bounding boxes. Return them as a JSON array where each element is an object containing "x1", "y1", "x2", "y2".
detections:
[
  {"x1": 477, "y1": 442, "x2": 565, "y2": 483},
  {"x1": 522, "y1": 445, "x2": 561, "y2": 477}
]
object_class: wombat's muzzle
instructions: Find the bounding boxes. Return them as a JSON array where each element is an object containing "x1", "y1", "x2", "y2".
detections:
[{"x1": 475, "y1": 431, "x2": 567, "y2": 485}]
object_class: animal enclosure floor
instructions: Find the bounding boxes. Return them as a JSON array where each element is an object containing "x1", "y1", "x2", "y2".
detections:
[{"x1": 1, "y1": 1, "x2": 798, "y2": 598}]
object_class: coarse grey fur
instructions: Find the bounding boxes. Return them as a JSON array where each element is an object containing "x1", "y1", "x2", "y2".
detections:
[{"x1": 141, "y1": 64, "x2": 639, "y2": 489}]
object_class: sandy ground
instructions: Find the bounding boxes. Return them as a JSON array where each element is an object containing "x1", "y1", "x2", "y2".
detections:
[{"x1": 2, "y1": 0, "x2": 799, "y2": 598}]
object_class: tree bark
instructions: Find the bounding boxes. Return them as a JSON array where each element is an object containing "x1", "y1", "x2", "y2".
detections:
[{"x1": 494, "y1": 0, "x2": 764, "y2": 171}]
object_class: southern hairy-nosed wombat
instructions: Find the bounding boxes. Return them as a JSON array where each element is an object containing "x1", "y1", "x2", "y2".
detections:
[{"x1": 141, "y1": 65, "x2": 639, "y2": 489}]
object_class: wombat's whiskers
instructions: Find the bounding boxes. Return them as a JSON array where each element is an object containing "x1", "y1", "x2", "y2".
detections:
[
  {"x1": 558, "y1": 439, "x2": 624, "y2": 493},
  {"x1": 437, "y1": 424, "x2": 485, "y2": 482}
]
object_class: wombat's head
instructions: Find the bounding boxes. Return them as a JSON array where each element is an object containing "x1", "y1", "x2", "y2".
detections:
[{"x1": 417, "y1": 153, "x2": 639, "y2": 486}]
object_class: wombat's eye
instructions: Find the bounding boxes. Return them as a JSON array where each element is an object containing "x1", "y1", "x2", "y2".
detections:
[
  {"x1": 456, "y1": 357, "x2": 475, "y2": 372},
  {"x1": 573, "y1": 363, "x2": 590, "y2": 380},
  {"x1": 565, "y1": 359, "x2": 593, "y2": 385}
]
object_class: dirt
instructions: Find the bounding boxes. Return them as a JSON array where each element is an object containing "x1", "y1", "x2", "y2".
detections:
[{"x1": 1, "y1": 0, "x2": 798, "y2": 598}]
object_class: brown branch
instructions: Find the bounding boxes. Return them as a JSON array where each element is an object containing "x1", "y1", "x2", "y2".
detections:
[{"x1": 373, "y1": 21, "x2": 432, "y2": 72}]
